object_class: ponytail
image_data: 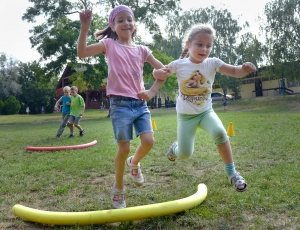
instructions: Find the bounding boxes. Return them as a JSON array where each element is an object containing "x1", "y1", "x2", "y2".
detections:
[
  {"x1": 179, "y1": 46, "x2": 189, "y2": 59},
  {"x1": 94, "y1": 27, "x2": 118, "y2": 41},
  {"x1": 94, "y1": 25, "x2": 137, "y2": 41}
]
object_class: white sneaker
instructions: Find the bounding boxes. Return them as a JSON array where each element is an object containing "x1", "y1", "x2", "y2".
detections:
[
  {"x1": 126, "y1": 156, "x2": 144, "y2": 187},
  {"x1": 111, "y1": 182, "x2": 126, "y2": 209},
  {"x1": 166, "y1": 141, "x2": 178, "y2": 161},
  {"x1": 228, "y1": 172, "x2": 247, "y2": 192}
]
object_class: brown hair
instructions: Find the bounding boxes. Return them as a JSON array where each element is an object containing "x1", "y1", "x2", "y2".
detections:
[
  {"x1": 179, "y1": 24, "x2": 216, "y2": 59},
  {"x1": 71, "y1": 86, "x2": 78, "y2": 92},
  {"x1": 94, "y1": 24, "x2": 137, "y2": 41}
]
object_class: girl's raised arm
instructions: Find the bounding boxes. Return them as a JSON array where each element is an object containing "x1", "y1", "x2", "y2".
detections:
[{"x1": 77, "y1": 10, "x2": 106, "y2": 58}]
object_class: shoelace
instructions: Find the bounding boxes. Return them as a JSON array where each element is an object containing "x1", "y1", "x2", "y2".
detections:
[
  {"x1": 131, "y1": 168, "x2": 138, "y2": 176},
  {"x1": 113, "y1": 194, "x2": 125, "y2": 203}
]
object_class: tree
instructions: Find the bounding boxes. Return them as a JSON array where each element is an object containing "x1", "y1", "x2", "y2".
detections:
[
  {"x1": 22, "y1": 0, "x2": 181, "y2": 88},
  {"x1": 227, "y1": 32, "x2": 267, "y2": 98},
  {"x1": 18, "y1": 62, "x2": 57, "y2": 114},
  {"x1": 96, "y1": 0, "x2": 181, "y2": 41},
  {"x1": 0, "y1": 53, "x2": 22, "y2": 100},
  {"x1": 153, "y1": 36, "x2": 183, "y2": 60},
  {"x1": 262, "y1": 0, "x2": 300, "y2": 81},
  {"x1": 236, "y1": 33, "x2": 266, "y2": 68}
]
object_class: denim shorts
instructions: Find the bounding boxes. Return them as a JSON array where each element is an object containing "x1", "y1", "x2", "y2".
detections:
[
  {"x1": 110, "y1": 96, "x2": 153, "y2": 143},
  {"x1": 69, "y1": 115, "x2": 81, "y2": 124}
]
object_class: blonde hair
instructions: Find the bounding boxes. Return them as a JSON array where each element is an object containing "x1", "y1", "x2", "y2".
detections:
[
  {"x1": 63, "y1": 86, "x2": 71, "y2": 92},
  {"x1": 179, "y1": 24, "x2": 216, "y2": 59}
]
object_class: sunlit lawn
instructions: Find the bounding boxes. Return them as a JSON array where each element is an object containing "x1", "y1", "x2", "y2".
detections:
[{"x1": 1, "y1": 96, "x2": 300, "y2": 229}]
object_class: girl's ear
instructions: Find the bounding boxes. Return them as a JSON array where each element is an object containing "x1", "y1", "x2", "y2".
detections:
[
  {"x1": 185, "y1": 40, "x2": 190, "y2": 49},
  {"x1": 109, "y1": 23, "x2": 115, "y2": 32}
]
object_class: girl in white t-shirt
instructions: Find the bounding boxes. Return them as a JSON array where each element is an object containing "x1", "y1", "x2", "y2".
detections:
[
  {"x1": 153, "y1": 24, "x2": 257, "y2": 192},
  {"x1": 78, "y1": 5, "x2": 165, "y2": 208}
]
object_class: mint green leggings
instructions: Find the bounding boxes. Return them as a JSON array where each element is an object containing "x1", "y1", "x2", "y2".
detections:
[{"x1": 175, "y1": 108, "x2": 229, "y2": 159}]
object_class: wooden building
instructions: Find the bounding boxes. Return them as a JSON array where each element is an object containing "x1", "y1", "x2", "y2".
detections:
[{"x1": 55, "y1": 65, "x2": 108, "y2": 109}]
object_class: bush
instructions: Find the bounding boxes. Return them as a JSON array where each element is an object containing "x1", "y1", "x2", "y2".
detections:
[
  {"x1": 0, "y1": 100, "x2": 4, "y2": 114},
  {"x1": 2, "y1": 96, "x2": 21, "y2": 115}
]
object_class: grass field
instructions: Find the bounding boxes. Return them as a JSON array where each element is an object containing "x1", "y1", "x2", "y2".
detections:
[{"x1": 1, "y1": 95, "x2": 300, "y2": 230}]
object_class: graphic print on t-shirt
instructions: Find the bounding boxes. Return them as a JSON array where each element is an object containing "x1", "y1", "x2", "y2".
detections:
[{"x1": 180, "y1": 70, "x2": 211, "y2": 106}]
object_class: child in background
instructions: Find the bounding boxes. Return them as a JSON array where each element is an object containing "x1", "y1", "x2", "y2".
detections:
[
  {"x1": 55, "y1": 86, "x2": 72, "y2": 138},
  {"x1": 26, "y1": 106, "x2": 30, "y2": 115},
  {"x1": 223, "y1": 97, "x2": 228, "y2": 111},
  {"x1": 78, "y1": 5, "x2": 166, "y2": 208},
  {"x1": 69, "y1": 86, "x2": 85, "y2": 138},
  {"x1": 153, "y1": 24, "x2": 257, "y2": 192}
]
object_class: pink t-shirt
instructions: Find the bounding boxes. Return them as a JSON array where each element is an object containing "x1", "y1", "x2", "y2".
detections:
[{"x1": 101, "y1": 38, "x2": 152, "y2": 99}]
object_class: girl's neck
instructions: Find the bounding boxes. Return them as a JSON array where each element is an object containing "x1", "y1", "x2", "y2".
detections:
[{"x1": 115, "y1": 38, "x2": 135, "y2": 47}]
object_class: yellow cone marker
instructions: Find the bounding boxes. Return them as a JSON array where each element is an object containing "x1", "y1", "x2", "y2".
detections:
[
  {"x1": 152, "y1": 119, "x2": 157, "y2": 130},
  {"x1": 227, "y1": 122, "x2": 235, "y2": 136}
]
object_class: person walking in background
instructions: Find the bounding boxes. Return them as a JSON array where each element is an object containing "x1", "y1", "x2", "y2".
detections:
[
  {"x1": 101, "y1": 101, "x2": 105, "y2": 110},
  {"x1": 41, "y1": 106, "x2": 45, "y2": 114},
  {"x1": 69, "y1": 86, "x2": 85, "y2": 138},
  {"x1": 77, "y1": 5, "x2": 166, "y2": 208},
  {"x1": 26, "y1": 106, "x2": 30, "y2": 115},
  {"x1": 153, "y1": 24, "x2": 257, "y2": 192},
  {"x1": 223, "y1": 97, "x2": 228, "y2": 111},
  {"x1": 55, "y1": 86, "x2": 72, "y2": 138}
]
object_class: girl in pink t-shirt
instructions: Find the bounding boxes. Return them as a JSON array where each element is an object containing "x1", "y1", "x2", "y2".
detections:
[{"x1": 78, "y1": 5, "x2": 166, "y2": 209}]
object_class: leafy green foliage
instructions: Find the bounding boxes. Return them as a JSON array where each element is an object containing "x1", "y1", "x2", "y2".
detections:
[
  {"x1": 236, "y1": 32, "x2": 267, "y2": 67},
  {"x1": 165, "y1": 6, "x2": 242, "y2": 60},
  {"x1": 143, "y1": 47, "x2": 177, "y2": 100},
  {"x1": 18, "y1": 62, "x2": 56, "y2": 114},
  {"x1": 1, "y1": 96, "x2": 21, "y2": 115},
  {"x1": 262, "y1": 0, "x2": 300, "y2": 80},
  {"x1": 22, "y1": 0, "x2": 181, "y2": 88},
  {"x1": 0, "y1": 100, "x2": 4, "y2": 114},
  {"x1": 98, "y1": 0, "x2": 181, "y2": 40},
  {"x1": 154, "y1": 36, "x2": 182, "y2": 62},
  {"x1": 0, "y1": 53, "x2": 22, "y2": 100}
]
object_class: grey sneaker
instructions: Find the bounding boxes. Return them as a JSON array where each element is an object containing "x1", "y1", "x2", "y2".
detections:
[
  {"x1": 126, "y1": 156, "x2": 144, "y2": 187},
  {"x1": 166, "y1": 141, "x2": 178, "y2": 161},
  {"x1": 111, "y1": 183, "x2": 126, "y2": 209},
  {"x1": 228, "y1": 172, "x2": 247, "y2": 192},
  {"x1": 69, "y1": 133, "x2": 74, "y2": 138}
]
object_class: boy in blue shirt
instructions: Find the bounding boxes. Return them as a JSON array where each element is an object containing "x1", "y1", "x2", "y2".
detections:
[{"x1": 55, "y1": 86, "x2": 72, "y2": 138}]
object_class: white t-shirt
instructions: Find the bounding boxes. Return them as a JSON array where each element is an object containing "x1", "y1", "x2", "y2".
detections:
[{"x1": 168, "y1": 57, "x2": 224, "y2": 114}]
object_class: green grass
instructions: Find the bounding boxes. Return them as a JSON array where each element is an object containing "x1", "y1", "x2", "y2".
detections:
[{"x1": 1, "y1": 95, "x2": 300, "y2": 229}]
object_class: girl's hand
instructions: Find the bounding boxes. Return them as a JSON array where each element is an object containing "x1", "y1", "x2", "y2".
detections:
[
  {"x1": 153, "y1": 67, "x2": 171, "y2": 80},
  {"x1": 242, "y1": 62, "x2": 256, "y2": 74},
  {"x1": 138, "y1": 90, "x2": 156, "y2": 101},
  {"x1": 79, "y1": 10, "x2": 92, "y2": 29}
]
